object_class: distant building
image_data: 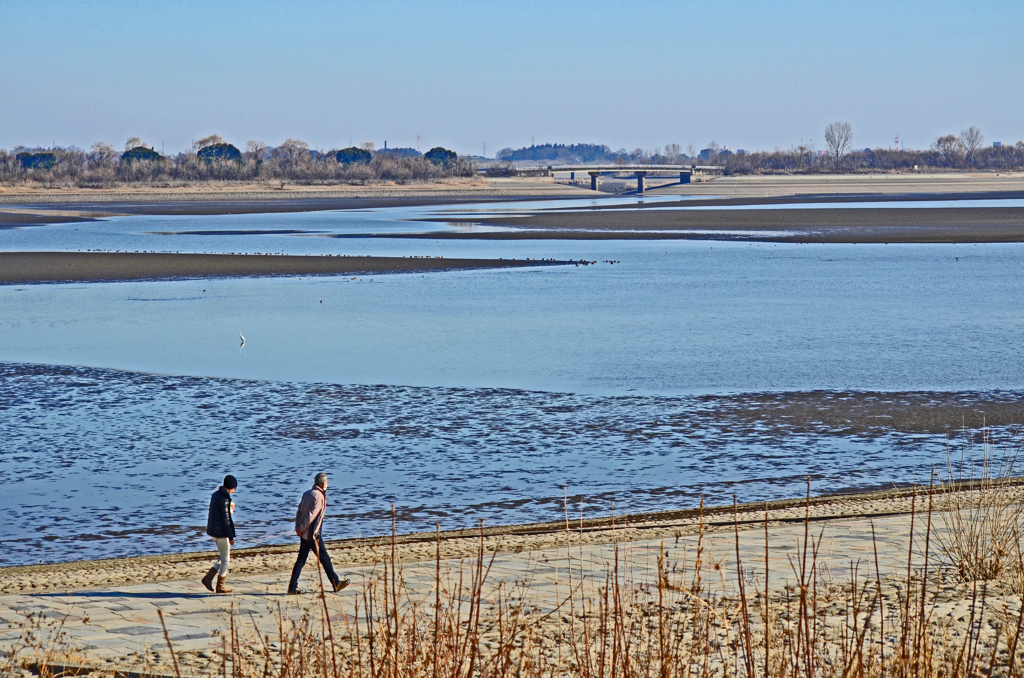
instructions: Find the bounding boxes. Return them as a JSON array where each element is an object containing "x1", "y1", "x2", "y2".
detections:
[{"x1": 993, "y1": 141, "x2": 1002, "y2": 148}]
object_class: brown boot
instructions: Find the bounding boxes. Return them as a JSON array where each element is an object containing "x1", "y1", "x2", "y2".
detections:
[
  {"x1": 201, "y1": 567, "x2": 218, "y2": 592},
  {"x1": 216, "y1": 576, "x2": 233, "y2": 594}
]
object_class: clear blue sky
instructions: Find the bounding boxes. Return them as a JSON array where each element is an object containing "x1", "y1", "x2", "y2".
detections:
[{"x1": 1, "y1": 0, "x2": 1021, "y2": 155}]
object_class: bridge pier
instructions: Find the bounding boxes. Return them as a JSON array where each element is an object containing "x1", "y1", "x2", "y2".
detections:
[
  {"x1": 635, "y1": 170, "x2": 648, "y2": 193},
  {"x1": 679, "y1": 171, "x2": 690, "y2": 184},
  {"x1": 570, "y1": 171, "x2": 575, "y2": 181},
  {"x1": 589, "y1": 171, "x2": 600, "y2": 191}
]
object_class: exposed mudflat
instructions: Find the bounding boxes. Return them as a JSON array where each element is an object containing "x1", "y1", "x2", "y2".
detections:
[
  {"x1": 0, "y1": 251, "x2": 569, "y2": 283},
  {"x1": 438, "y1": 205, "x2": 1024, "y2": 243},
  {"x1": 3, "y1": 360, "x2": 1021, "y2": 566}
]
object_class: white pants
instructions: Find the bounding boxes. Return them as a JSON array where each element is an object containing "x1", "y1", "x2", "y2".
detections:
[{"x1": 212, "y1": 537, "x2": 231, "y2": 576}]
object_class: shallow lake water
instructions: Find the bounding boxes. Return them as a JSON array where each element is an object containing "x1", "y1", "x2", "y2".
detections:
[{"x1": 1, "y1": 201, "x2": 1023, "y2": 565}]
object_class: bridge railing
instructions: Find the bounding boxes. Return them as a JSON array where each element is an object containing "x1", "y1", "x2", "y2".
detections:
[{"x1": 546, "y1": 164, "x2": 725, "y2": 172}]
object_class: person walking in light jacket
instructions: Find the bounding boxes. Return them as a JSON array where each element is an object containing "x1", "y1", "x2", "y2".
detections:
[
  {"x1": 288, "y1": 473, "x2": 351, "y2": 594},
  {"x1": 202, "y1": 475, "x2": 237, "y2": 594}
]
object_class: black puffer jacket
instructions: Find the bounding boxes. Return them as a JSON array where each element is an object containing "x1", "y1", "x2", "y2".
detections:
[{"x1": 206, "y1": 486, "x2": 236, "y2": 539}]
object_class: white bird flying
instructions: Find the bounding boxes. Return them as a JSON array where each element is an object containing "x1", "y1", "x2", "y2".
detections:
[{"x1": 239, "y1": 330, "x2": 245, "y2": 344}]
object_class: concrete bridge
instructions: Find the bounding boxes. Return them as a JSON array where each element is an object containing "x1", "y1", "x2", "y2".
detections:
[{"x1": 547, "y1": 164, "x2": 726, "y2": 192}]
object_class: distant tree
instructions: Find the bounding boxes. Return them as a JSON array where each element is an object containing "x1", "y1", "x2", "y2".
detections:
[
  {"x1": 90, "y1": 142, "x2": 118, "y2": 165},
  {"x1": 16, "y1": 151, "x2": 56, "y2": 170},
  {"x1": 277, "y1": 139, "x2": 310, "y2": 170},
  {"x1": 245, "y1": 140, "x2": 267, "y2": 162},
  {"x1": 824, "y1": 122, "x2": 853, "y2": 170},
  {"x1": 360, "y1": 142, "x2": 375, "y2": 152},
  {"x1": 121, "y1": 146, "x2": 161, "y2": 162},
  {"x1": 198, "y1": 143, "x2": 242, "y2": 162},
  {"x1": 376, "y1": 147, "x2": 422, "y2": 159},
  {"x1": 961, "y1": 126, "x2": 984, "y2": 166},
  {"x1": 424, "y1": 146, "x2": 457, "y2": 167},
  {"x1": 335, "y1": 146, "x2": 372, "y2": 165},
  {"x1": 496, "y1": 143, "x2": 613, "y2": 163},
  {"x1": 124, "y1": 137, "x2": 143, "y2": 152},
  {"x1": 932, "y1": 134, "x2": 964, "y2": 167},
  {"x1": 664, "y1": 143, "x2": 682, "y2": 163},
  {"x1": 195, "y1": 134, "x2": 226, "y2": 151}
]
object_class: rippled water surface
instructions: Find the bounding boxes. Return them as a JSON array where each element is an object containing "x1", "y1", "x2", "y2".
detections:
[
  {"x1": 3, "y1": 361, "x2": 1002, "y2": 566},
  {"x1": 1, "y1": 202, "x2": 1023, "y2": 565}
]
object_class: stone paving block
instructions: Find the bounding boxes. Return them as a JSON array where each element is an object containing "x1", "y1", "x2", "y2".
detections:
[{"x1": 105, "y1": 625, "x2": 163, "y2": 636}]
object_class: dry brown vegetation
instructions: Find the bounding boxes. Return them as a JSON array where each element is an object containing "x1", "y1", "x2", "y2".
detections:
[{"x1": 936, "y1": 425, "x2": 1024, "y2": 584}]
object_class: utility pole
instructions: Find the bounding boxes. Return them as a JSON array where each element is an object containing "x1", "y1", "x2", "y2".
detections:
[{"x1": 483, "y1": 142, "x2": 486, "y2": 158}]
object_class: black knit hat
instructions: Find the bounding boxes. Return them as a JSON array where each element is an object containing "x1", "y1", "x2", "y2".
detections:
[{"x1": 223, "y1": 474, "x2": 238, "y2": 490}]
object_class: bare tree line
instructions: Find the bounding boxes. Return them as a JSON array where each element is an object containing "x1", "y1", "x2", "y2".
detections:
[
  {"x1": 727, "y1": 123, "x2": 1023, "y2": 174},
  {"x1": 4, "y1": 124, "x2": 1022, "y2": 185},
  {"x1": 0, "y1": 136, "x2": 476, "y2": 186}
]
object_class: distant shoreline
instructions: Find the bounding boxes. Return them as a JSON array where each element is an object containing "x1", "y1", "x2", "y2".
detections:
[
  {"x1": 4, "y1": 175, "x2": 1024, "y2": 243},
  {"x1": 0, "y1": 251, "x2": 571, "y2": 284},
  {"x1": 0, "y1": 178, "x2": 585, "y2": 211}
]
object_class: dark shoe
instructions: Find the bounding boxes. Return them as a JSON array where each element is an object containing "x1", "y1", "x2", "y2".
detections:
[
  {"x1": 287, "y1": 587, "x2": 308, "y2": 595},
  {"x1": 333, "y1": 578, "x2": 351, "y2": 593},
  {"x1": 201, "y1": 567, "x2": 218, "y2": 592},
  {"x1": 216, "y1": 576, "x2": 233, "y2": 594}
]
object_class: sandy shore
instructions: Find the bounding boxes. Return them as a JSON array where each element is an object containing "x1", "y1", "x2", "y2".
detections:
[
  {"x1": 4, "y1": 482, "x2": 1023, "y2": 677},
  {"x1": 0, "y1": 251, "x2": 570, "y2": 284},
  {"x1": 0, "y1": 178, "x2": 583, "y2": 210},
  {"x1": 446, "y1": 205, "x2": 1024, "y2": 243},
  {"x1": 0, "y1": 483, "x2": 1000, "y2": 596},
  {"x1": 637, "y1": 171, "x2": 1024, "y2": 197}
]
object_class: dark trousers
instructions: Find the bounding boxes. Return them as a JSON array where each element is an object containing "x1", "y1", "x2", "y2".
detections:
[{"x1": 288, "y1": 534, "x2": 339, "y2": 591}]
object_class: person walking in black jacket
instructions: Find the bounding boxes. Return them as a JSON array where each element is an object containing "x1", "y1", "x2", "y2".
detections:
[{"x1": 202, "y1": 475, "x2": 237, "y2": 593}]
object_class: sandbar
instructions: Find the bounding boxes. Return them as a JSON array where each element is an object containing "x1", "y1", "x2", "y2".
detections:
[
  {"x1": 0, "y1": 251, "x2": 570, "y2": 284},
  {"x1": 436, "y1": 205, "x2": 1024, "y2": 243}
]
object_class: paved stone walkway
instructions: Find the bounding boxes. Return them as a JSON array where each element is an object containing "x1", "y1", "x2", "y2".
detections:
[{"x1": 0, "y1": 509, "x2": 939, "y2": 673}]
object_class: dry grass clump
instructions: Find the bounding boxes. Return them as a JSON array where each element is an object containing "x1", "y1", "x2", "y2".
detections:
[{"x1": 935, "y1": 423, "x2": 1024, "y2": 584}]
